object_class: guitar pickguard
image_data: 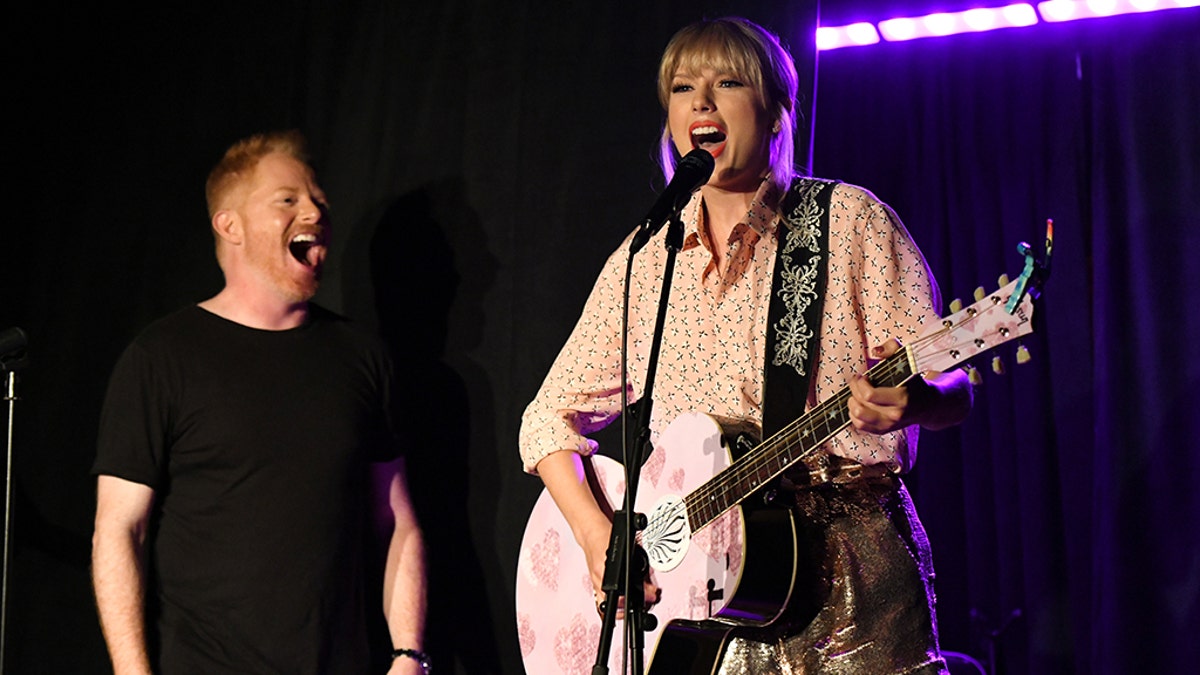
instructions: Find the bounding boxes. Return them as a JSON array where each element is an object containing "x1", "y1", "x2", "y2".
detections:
[{"x1": 643, "y1": 493, "x2": 691, "y2": 571}]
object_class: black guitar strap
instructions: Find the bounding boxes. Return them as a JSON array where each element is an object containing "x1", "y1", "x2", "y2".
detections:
[{"x1": 761, "y1": 177, "x2": 839, "y2": 440}]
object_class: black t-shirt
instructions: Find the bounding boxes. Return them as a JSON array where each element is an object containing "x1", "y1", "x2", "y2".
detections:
[{"x1": 94, "y1": 305, "x2": 401, "y2": 674}]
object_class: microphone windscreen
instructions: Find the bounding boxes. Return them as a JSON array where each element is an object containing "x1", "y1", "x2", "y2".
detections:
[{"x1": 0, "y1": 327, "x2": 28, "y2": 359}]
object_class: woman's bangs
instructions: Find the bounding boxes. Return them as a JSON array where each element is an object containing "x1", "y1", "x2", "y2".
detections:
[{"x1": 671, "y1": 32, "x2": 762, "y2": 92}]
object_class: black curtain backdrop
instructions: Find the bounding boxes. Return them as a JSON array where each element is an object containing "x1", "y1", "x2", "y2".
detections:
[{"x1": 4, "y1": 1, "x2": 1197, "y2": 673}]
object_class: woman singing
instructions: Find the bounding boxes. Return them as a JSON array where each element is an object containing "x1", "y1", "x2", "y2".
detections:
[{"x1": 520, "y1": 16, "x2": 971, "y2": 674}]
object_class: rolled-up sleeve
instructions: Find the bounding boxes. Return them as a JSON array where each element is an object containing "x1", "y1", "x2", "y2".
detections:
[
  {"x1": 818, "y1": 184, "x2": 942, "y2": 472},
  {"x1": 518, "y1": 237, "x2": 636, "y2": 474}
]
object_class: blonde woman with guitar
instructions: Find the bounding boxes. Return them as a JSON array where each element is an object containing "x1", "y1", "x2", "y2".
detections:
[{"x1": 518, "y1": 17, "x2": 974, "y2": 675}]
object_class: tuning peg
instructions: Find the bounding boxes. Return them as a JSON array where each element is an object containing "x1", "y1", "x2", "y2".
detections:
[
  {"x1": 998, "y1": 273, "x2": 1010, "y2": 287},
  {"x1": 974, "y1": 286, "x2": 986, "y2": 302},
  {"x1": 966, "y1": 365, "x2": 982, "y2": 386},
  {"x1": 991, "y1": 355, "x2": 1006, "y2": 375},
  {"x1": 1016, "y1": 344, "x2": 1031, "y2": 364},
  {"x1": 949, "y1": 298, "x2": 963, "y2": 313}
]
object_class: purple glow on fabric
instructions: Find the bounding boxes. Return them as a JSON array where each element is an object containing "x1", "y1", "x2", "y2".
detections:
[{"x1": 816, "y1": 1, "x2": 1198, "y2": 48}]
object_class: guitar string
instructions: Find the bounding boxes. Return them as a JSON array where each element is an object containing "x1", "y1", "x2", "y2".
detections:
[
  {"x1": 662, "y1": 360, "x2": 895, "y2": 532},
  {"x1": 686, "y1": 293, "x2": 1015, "y2": 525},
  {"x1": 683, "y1": 350, "x2": 909, "y2": 522},
  {"x1": 676, "y1": 295, "x2": 1012, "y2": 530}
]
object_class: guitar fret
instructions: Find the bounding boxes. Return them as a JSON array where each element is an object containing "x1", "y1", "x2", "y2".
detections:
[
  {"x1": 684, "y1": 349, "x2": 918, "y2": 532},
  {"x1": 686, "y1": 280, "x2": 1043, "y2": 531}
]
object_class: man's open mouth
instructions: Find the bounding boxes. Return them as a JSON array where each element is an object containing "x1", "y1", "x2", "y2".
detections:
[{"x1": 288, "y1": 233, "x2": 325, "y2": 267}]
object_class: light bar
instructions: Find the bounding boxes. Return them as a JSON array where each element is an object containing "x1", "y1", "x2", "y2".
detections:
[
  {"x1": 817, "y1": 22, "x2": 881, "y2": 50},
  {"x1": 880, "y1": 4, "x2": 1038, "y2": 41},
  {"x1": 817, "y1": 1, "x2": 1198, "y2": 49},
  {"x1": 1038, "y1": 0, "x2": 1198, "y2": 22}
]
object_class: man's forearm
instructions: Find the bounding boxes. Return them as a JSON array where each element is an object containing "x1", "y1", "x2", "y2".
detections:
[
  {"x1": 92, "y1": 528, "x2": 152, "y2": 675},
  {"x1": 383, "y1": 519, "x2": 426, "y2": 654}
]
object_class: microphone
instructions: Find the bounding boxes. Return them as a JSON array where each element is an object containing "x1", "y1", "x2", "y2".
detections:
[
  {"x1": 630, "y1": 149, "x2": 714, "y2": 253},
  {"x1": 0, "y1": 328, "x2": 27, "y2": 366},
  {"x1": 0, "y1": 328, "x2": 26, "y2": 361}
]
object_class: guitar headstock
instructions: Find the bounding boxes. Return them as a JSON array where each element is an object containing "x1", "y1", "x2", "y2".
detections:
[
  {"x1": 911, "y1": 277, "x2": 1036, "y2": 375},
  {"x1": 910, "y1": 222, "x2": 1053, "y2": 377}
]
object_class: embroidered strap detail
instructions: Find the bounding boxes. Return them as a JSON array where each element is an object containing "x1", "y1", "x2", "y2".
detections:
[{"x1": 762, "y1": 177, "x2": 838, "y2": 439}]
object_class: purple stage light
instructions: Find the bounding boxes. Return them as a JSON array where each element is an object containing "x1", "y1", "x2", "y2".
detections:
[
  {"x1": 1038, "y1": 0, "x2": 1198, "y2": 21},
  {"x1": 879, "y1": 4, "x2": 1038, "y2": 41},
  {"x1": 816, "y1": 0, "x2": 1198, "y2": 49},
  {"x1": 816, "y1": 22, "x2": 881, "y2": 50}
]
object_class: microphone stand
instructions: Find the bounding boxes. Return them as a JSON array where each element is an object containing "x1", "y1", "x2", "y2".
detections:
[
  {"x1": 1, "y1": 360, "x2": 23, "y2": 673},
  {"x1": 592, "y1": 209, "x2": 687, "y2": 675}
]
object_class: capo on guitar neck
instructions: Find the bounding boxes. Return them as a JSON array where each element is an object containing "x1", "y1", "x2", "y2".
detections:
[{"x1": 1006, "y1": 219, "x2": 1054, "y2": 314}]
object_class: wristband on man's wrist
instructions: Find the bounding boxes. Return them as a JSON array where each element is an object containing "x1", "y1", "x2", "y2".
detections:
[{"x1": 391, "y1": 647, "x2": 431, "y2": 672}]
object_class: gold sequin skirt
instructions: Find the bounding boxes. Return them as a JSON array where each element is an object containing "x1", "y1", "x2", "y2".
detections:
[{"x1": 716, "y1": 473, "x2": 948, "y2": 674}]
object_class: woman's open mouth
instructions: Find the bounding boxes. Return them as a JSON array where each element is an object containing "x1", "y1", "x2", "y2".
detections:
[{"x1": 689, "y1": 121, "x2": 727, "y2": 158}]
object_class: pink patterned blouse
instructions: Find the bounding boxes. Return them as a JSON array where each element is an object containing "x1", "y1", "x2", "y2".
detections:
[{"x1": 520, "y1": 179, "x2": 941, "y2": 475}]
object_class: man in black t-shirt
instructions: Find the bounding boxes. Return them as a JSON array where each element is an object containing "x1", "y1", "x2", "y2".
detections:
[{"x1": 91, "y1": 131, "x2": 428, "y2": 675}]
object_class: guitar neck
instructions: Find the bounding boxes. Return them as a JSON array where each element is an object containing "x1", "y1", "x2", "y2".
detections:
[
  {"x1": 679, "y1": 270, "x2": 1042, "y2": 532},
  {"x1": 684, "y1": 347, "x2": 917, "y2": 530}
]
